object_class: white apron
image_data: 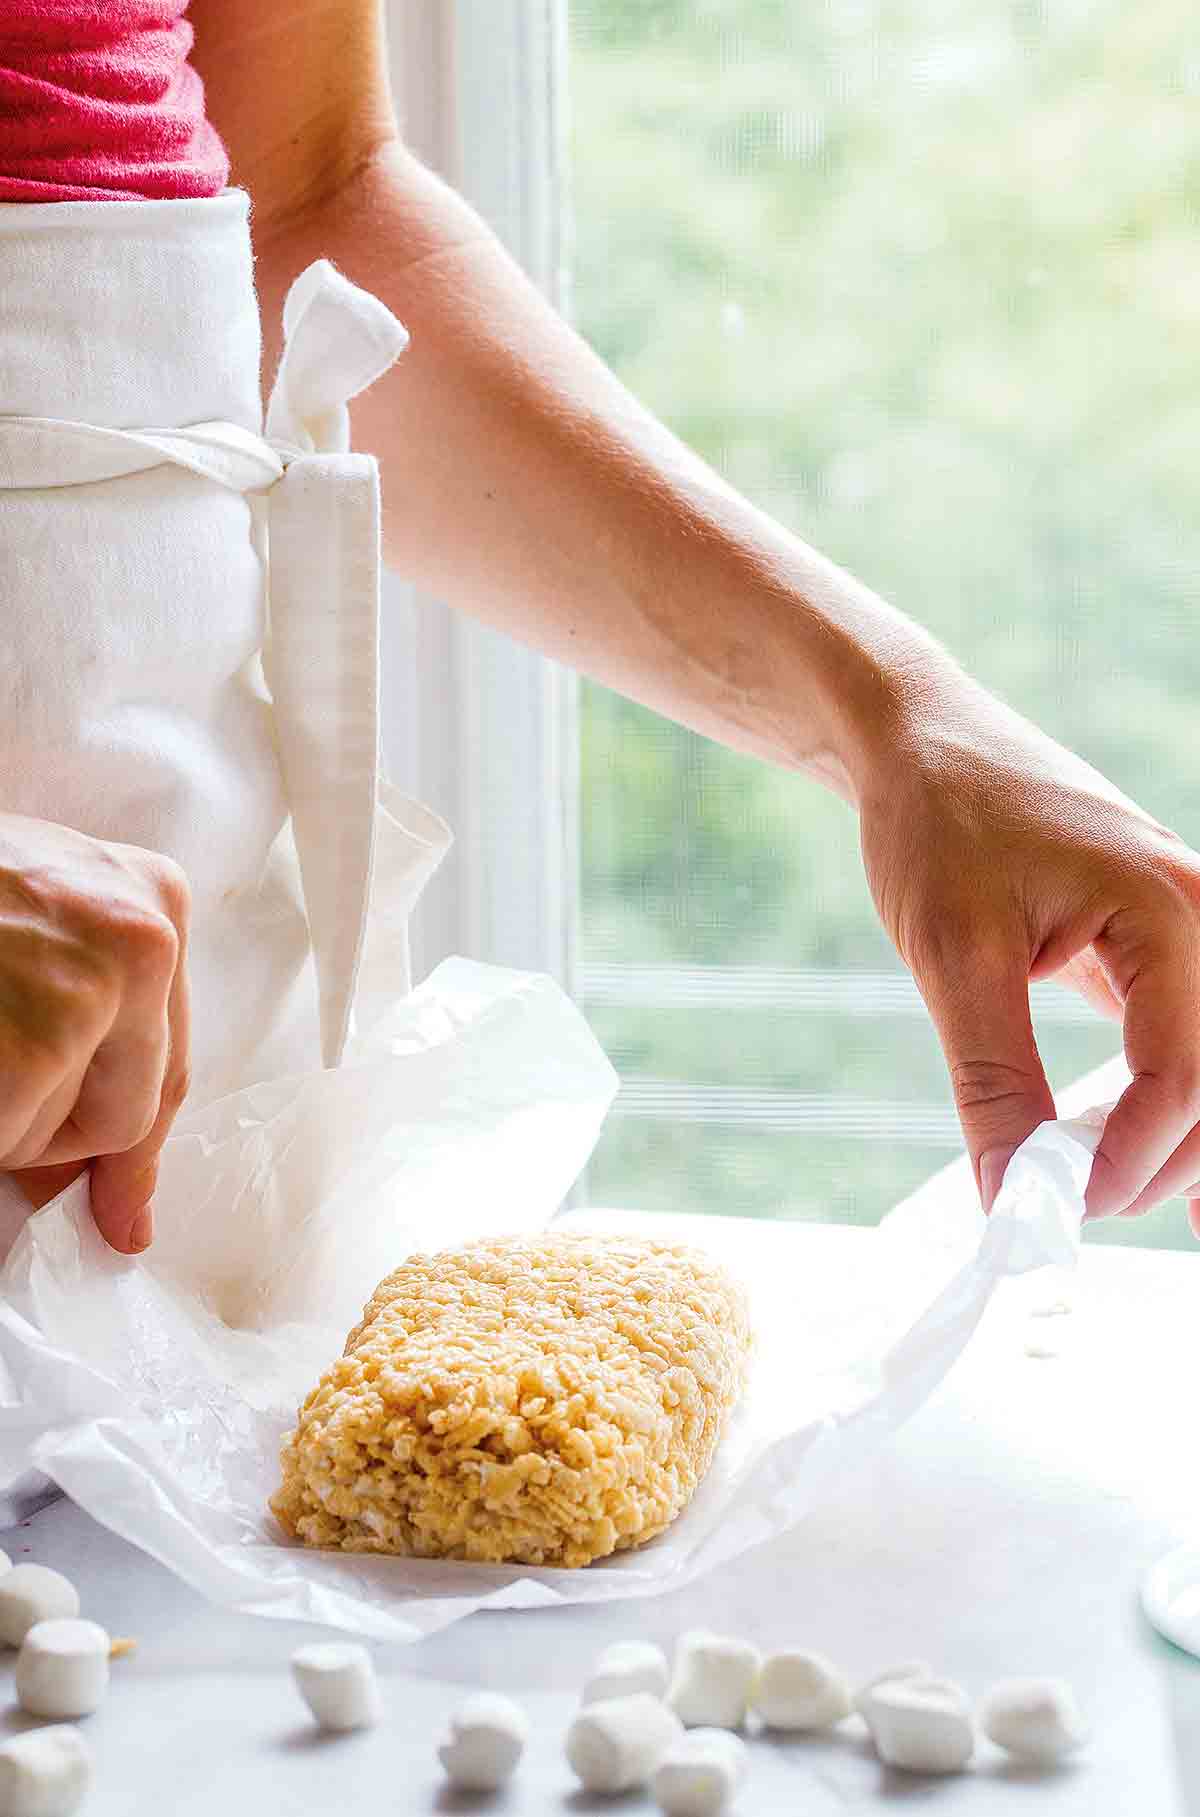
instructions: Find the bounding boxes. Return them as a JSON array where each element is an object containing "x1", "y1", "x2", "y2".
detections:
[
  {"x1": 0, "y1": 190, "x2": 619, "y2": 1534},
  {"x1": 0, "y1": 188, "x2": 451, "y2": 1121}
]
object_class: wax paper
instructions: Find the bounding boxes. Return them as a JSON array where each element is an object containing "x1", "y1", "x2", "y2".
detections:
[{"x1": 0, "y1": 1005, "x2": 1120, "y2": 1643}]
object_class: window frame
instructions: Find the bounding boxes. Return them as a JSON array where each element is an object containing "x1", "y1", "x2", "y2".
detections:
[{"x1": 380, "y1": 0, "x2": 578, "y2": 991}]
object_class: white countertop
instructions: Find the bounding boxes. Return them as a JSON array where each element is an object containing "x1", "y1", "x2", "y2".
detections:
[{"x1": 3, "y1": 1213, "x2": 1199, "y2": 1815}]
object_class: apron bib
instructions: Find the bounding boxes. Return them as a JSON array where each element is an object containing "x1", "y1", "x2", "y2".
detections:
[{"x1": 0, "y1": 189, "x2": 451, "y2": 1108}]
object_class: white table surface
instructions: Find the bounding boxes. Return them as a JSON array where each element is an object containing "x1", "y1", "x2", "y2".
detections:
[{"x1": 3, "y1": 1210, "x2": 1200, "y2": 1816}]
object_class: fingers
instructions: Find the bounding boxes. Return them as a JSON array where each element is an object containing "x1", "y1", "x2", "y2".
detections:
[
  {"x1": 0, "y1": 959, "x2": 111, "y2": 1165},
  {"x1": 2, "y1": 1041, "x2": 103, "y2": 1170},
  {"x1": 1119, "y1": 1131, "x2": 1200, "y2": 1219},
  {"x1": 0, "y1": 841, "x2": 192, "y2": 1252},
  {"x1": 0, "y1": 973, "x2": 98, "y2": 1155},
  {"x1": 88, "y1": 919, "x2": 191, "y2": 1255},
  {"x1": 44, "y1": 1019, "x2": 171, "y2": 1165},
  {"x1": 919, "y1": 953, "x2": 1056, "y2": 1211},
  {"x1": 68, "y1": 1024, "x2": 170, "y2": 1255},
  {"x1": 6, "y1": 905, "x2": 175, "y2": 1175},
  {"x1": 1085, "y1": 923, "x2": 1200, "y2": 1221}
]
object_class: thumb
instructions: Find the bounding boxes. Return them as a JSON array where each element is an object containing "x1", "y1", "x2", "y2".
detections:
[
  {"x1": 1083, "y1": 933, "x2": 1200, "y2": 1220},
  {"x1": 919, "y1": 958, "x2": 1056, "y2": 1210},
  {"x1": 88, "y1": 1145, "x2": 160, "y2": 1255},
  {"x1": 88, "y1": 930, "x2": 190, "y2": 1257}
]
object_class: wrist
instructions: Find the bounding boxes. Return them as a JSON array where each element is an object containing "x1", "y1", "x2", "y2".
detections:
[
  {"x1": 751, "y1": 540, "x2": 969, "y2": 808},
  {"x1": 833, "y1": 639, "x2": 974, "y2": 810}
]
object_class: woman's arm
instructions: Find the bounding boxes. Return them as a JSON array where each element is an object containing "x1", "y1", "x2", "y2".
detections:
[
  {"x1": 193, "y1": 0, "x2": 1200, "y2": 1228},
  {"x1": 194, "y1": 0, "x2": 932, "y2": 800}
]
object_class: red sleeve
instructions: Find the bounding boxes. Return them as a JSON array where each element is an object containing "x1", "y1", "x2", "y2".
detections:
[{"x1": 0, "y1": 1, "x2": 228, "y2": 201}]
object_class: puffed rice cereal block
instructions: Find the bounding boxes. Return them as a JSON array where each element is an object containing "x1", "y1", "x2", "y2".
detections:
[{"x1": 270, "y1": 1233, "x2": 751, "y2": 1567}]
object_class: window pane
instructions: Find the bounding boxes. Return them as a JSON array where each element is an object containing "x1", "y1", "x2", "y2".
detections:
[{"x1": 569, "y1": 0, "x2": 1197, "y2": 1246}]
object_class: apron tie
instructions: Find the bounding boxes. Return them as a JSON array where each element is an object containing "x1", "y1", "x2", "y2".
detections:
[
  {"x1": 0, "y1": 259, "x2": 411, "y2": 1071},
  {"x1": 261, "y1": 261, "x2": 409, "y2": 1071}
]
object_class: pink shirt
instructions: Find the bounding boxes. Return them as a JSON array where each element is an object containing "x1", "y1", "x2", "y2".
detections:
[{"x1": 0, "y1": 1, "x2": 227, "y2": 201}]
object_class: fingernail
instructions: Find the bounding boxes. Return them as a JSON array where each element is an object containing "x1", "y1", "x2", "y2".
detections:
[
  {"x1": 128, "y1": 1209, "x2": 153, "y2": 1252},
  {"x1": 979, "y1": 1148, "x2": 1012, "y2": 1213}
]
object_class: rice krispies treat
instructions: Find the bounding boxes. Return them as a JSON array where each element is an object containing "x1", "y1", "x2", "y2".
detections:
[{"x1": 270, "y1": 1232, "x2": 752, "y2": 1567}]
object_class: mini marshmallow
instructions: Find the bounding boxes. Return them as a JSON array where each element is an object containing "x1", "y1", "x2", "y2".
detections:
[
  {"x1": 853, "y1": 1660, "x2": 934, "y2": 1721},
  {"x1": 980, "y1": 1678, "x2": 1088, "y2": 1764},
  {"x1": 16, "y1": 1619, "x2": 110, "y2": 1720},
  {"x1": 0, "y1": 1549, "x2": 11, "y2": 1576},
  {"x1": 583, "y1": 1640, "x2": 671, "y2": 1705},
  {"x1": 567, "y1": 1692, "x2": 684, "y2": 1793},
  {"x1": 0, "y1": 1726, "x2": 92, "y2": 1817},
  {"x1": 0, "y1": 1567, "x2": 80, "y2": 1649},
  {"x1": 437, "y1": 1692, "x2": 529, "y2": 1791},
  {"x1": 652, "y1": 1728, "x2": 749, "y2": 1817},
  {"x1": 864, "y1": 1675, "x2": 974, "y2": 1775},
  {"x1": 668, "y1": 1631, "x2": 761, "y2": 1730},
  {"x1": 290, "y1": 1642, "x2": 381, "y2": 1731},
  {"x1": 753, "y1": 1649, "x2": 852, "y2": 1731}
]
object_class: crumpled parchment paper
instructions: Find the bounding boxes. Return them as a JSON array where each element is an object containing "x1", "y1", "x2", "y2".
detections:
[{"x1": 0, "y1": 975, "x2": 1120, "y2": 1643}]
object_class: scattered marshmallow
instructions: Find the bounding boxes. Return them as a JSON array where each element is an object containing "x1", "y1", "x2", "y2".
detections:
[
  {"x1": 980, "y1": 1678, "x2": 1088, "y2": 1764},
  {"x1": 0, "y1": 1726, "x2": 92, "y2": 1817},
  {"x1": 668, "y1": 1631, "x2": 761, "y2": 1730},
  {"x1": 753, "y1": 1649, "x2": 851, "y2": 1731},
  {"x1": 652, "y1": 1728, "x2": 748, "y2": 1816},
  {"x1": 0, "y1": 1567, "x2": 79, "y2": 1649},
  {"x1": 567, "y1": 1692, "x2": 684, "y2": 1793},
  {"x1": 583, "y1": 1640, "x2": 670, "y2": 1705},
  {"x1": 16, "y1": 1619, "x2": 110, "y2": 1720},
  {"x1": 853, "y1": 1660, "x2": 933, "y2": 1722},
  {"x1": 290, "y1": 1642, "x2": 381, "y2": 1731},
  {"x1": 0, "y1": 1549, "x2": 11, "y2": 1576},
  {"x1": 864, "y1": 1675, "x2": 974, "y2": 1775},
  {"x1": 437, "y1": 1692, "x2": 529, "y2": 1791}
]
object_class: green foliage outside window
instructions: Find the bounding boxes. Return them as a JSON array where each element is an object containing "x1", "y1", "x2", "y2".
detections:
[{"x1": 570, "y1": 0, "x2": 1200, "y2": 1244}]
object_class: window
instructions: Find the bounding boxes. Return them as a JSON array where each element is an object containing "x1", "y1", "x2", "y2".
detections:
[{"x1": 387, "y1": 3, "x2": 1196, "y2": 1247}]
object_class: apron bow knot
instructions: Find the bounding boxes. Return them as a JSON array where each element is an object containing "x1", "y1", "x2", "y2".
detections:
[{"x1": 0, "y1": 260, "x2": 411, "y2": 1071}]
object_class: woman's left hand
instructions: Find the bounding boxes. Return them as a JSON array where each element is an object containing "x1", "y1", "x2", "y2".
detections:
[{"x1": 858, "y1": 674, "x2": 1200, "y2": 1228}]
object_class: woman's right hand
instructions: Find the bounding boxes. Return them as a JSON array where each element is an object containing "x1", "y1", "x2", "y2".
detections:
[{"x1": 0, "y1": 812, "x2": 191, "y2": 1254}]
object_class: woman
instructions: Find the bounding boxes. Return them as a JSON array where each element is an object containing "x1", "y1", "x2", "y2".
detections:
[{"x1": 3, "y1": 0, "x2": 1199, "y2": 1253}]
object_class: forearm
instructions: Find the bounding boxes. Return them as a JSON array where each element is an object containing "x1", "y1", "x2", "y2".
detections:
[{"x1": 253, "y1": 142, "x2": 963, "y2": 803}]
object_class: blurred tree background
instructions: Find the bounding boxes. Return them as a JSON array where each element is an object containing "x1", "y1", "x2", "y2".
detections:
[{"x1": 568, "y1": 0, "x2": 1200, "y2": 1245}]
